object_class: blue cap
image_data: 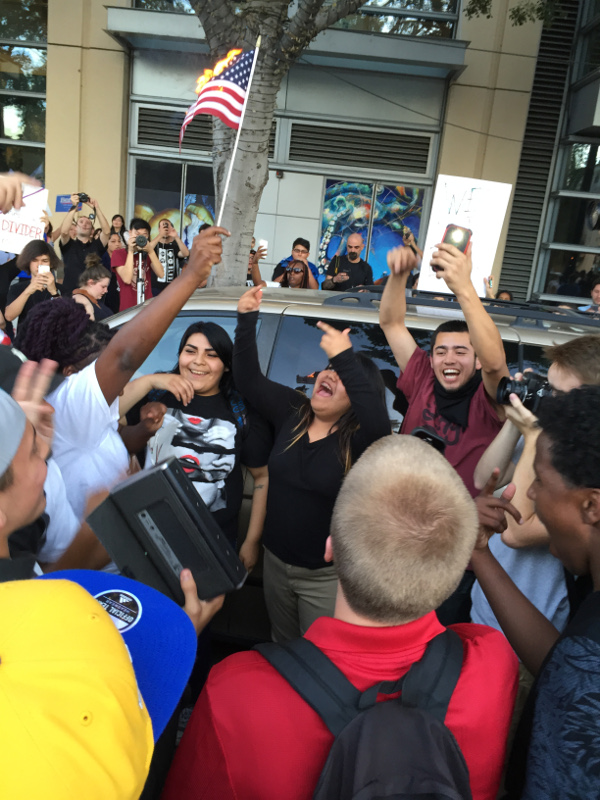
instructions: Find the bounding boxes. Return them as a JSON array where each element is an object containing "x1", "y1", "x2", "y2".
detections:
[{"x1": 40, "y1": 570, "x2": 197, "y2": 741}]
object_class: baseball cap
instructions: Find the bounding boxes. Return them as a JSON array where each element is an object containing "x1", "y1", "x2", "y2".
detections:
[
  {"x1": 0, "y1": 388, "x2": 25, "y2": 476},
  {"x1": 41, "y1": 569, "x2": 198, "y2": 742},
  {"x1": 0, "y1": 579, "x2": 154, "y2": 800}
]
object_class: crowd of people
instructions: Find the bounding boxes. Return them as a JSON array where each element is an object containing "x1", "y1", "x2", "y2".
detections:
[{"x1": 1, "y1": 170, "x2": 600, "y2": 799}]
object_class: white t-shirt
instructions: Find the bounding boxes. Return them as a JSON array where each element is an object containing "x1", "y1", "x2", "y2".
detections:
[
  {"x1": 47, "y1": 361, "x2": 129, "y2": 521},
  {"x1": 38, "y1": 458, "x2": 79, "y2": 563}
]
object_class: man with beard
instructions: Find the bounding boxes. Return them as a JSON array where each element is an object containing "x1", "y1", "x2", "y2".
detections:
[
  {"x1": 380, "y1": 242, "x2": 508, "y2": 498},
  {"x1": 322, "y1": 232, "x2": 373, "y2": 291}
]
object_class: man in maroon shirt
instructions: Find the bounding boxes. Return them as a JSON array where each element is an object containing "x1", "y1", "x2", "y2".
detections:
[
  {"x1": 111, "y1": 218, "x2": 163, "y2": 310},
  {"x1": 380, "y1": 243, "x2": 509, "y2": 498},
  {"x1": 162, "y1": 435, "x2": 518, "y2": 800}
]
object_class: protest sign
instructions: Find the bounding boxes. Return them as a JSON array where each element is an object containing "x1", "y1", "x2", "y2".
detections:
[
  {"x1": 0, "y1": 185, "x2": 49, "y2": 254},
  {"x1": 418, "y1": 176, "x2": 512, "y2": 297}
]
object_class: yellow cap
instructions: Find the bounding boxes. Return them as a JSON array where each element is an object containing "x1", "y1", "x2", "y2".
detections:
[{"x1": 0, "y1": 579, "x2": 154, "y2": 800}]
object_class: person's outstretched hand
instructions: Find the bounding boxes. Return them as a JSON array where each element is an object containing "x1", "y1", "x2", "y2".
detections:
[
  {"x1": 431, "y1": 243, "x2": 472, "y2": 294},
  {"x1": 473, "y1": 468, "x2": 522, "y2": 550},
  {"x1": 11, "y1": 358, "x2": 57, "y2": 446},
  {"x1": 187, "y1": 225, "x2": 230, "y2": 286},
  {"x1": 387, "y1": 244, "x2": 417, "y2": 277},
  {"x1": 179, "y1": 568, "x2": 225, "y2": 636},
  {"x1": 317, "y1": 321, "x2": 352, "y2": 359},
  {"x1": 238, "y1": 285, "x2": 263, "y2": 313},
  {"x1": 0, "y1": 172, "x2": 41, "y2": 214}
]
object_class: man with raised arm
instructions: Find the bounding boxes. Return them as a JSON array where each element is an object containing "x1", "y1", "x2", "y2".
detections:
[
  {"x1": 379, "y1": 242, "x2": 509, "y2": 498},
  {"x1": 59, "y1": 192, "x2": 111, "y2": 295}
]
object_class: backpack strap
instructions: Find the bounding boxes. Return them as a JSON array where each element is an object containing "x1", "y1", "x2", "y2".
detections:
[
  {"x1": 256, "y1": 630, "x2": 463, "y2": 735},
  {"x1": 400, "y1": 628, "x2": 464, "y2": 722},
  {"x1": 255, "y1": 639, "x2": 363, "y2": 737}
]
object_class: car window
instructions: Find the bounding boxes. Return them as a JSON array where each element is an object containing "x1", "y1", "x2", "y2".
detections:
[
  {"x1": 132, "y1": 312, "x2": 251, "y2": 378},
  {"x1": 267, "y1": 315, "x2": 404, "y2": 431}
]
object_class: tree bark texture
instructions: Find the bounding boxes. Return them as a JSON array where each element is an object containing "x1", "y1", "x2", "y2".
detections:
[{"x1": 190, "y1": 0, "x2": 364, "y2": 286}]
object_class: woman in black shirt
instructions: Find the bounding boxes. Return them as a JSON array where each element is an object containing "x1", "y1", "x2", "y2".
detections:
[
  {"x1": 5, "y1": 239, "x2": 61, "y2": 329},
  {"x1": 233, "y1": 286, "x2": 391, "y2": 641}
]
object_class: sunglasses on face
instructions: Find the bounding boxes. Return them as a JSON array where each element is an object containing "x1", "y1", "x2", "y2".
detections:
[{"x1": 286, "y1": 266, "x2": 304, "y2": 274}]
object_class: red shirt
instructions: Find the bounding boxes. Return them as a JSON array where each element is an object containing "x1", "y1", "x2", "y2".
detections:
[
  {"x1": 162, "y1": 614, "x2": 518, "y2": 800},
  {"x1": 111, "y1": 248, "x2": 151, "y2": 310},
  {"x1": 397, "y1": 348, "x2": 502, "y2": 497}
]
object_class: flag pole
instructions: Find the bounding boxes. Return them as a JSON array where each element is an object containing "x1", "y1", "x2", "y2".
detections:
[{"x1": 215, "y1": 36, "x2": 261, "y2": 227}]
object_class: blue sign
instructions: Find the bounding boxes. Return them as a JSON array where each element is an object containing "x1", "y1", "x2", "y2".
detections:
[{"x1": 55, "y1": 195, "x2": 81, "y2": 212}]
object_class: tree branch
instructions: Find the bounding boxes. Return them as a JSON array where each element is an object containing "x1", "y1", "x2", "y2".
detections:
[
  {"x1": 190, "y1": 0, "x2": 242, "y2": 52},
  {"x1": 313, "y1": 0, "x2": 365, "y2": 35}
]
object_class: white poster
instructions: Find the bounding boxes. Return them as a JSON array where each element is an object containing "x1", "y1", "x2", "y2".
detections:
[
  {"x1": 0, "y1": 185, "x2": 49, "y2": 254},
  {"x1": 418, "y1": 175, "x2": 512, "y2": 297}
]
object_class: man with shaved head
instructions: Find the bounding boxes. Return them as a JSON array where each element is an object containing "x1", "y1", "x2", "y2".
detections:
[{"x1": 322, "y1": 232, "x2": 373, "y2": 291}]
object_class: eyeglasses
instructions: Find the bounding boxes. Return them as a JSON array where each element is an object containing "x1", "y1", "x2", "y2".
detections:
[
  {"x1": 292, "y1": 248, "x2": 309, "y2": 256},
  {"x1": 286, "y1": 267, "x2": 304, "y2": 274}
]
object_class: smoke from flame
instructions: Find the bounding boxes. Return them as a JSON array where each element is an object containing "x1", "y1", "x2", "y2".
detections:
[{"x1": 195, "y1": 49, "x2": 243, "y2": 94}]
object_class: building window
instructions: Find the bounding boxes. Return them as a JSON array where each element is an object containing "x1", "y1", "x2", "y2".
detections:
[
  {"x1": 133, "y1": 0, "x2": 458, "y2": 38},
  {"x1": 319, "y1": 178, "x2": 424, "y2": 280},
  {"x1": 0, "y1": 1, "x2": 47, "y2": 180},
  {"x1": 132, "y1": 157, "x2": 215, "y2": 249}
]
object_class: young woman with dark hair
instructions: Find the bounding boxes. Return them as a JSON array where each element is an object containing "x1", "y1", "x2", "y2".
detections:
[
  {"x1": 121, "y1": 320, "x2": 271, "y2": 552},
  {"x1": 72, "y1": 255, "x2": 113, "y2": 321},
  {"x1": 110, "y1": 213, "x2": 129, "y2": 243},
  {"x1": 233, "y1": 286, "x2": 391, "y2": 641},
  {"x1": 14, "y1": 226, "x2": 228, "y2": 521},
  {"x1": 4, "y1": 240, "x2": 61, "y2": 327},
  {"x1": 280, "y1": 259, "x2": 310, "y2": 289}
]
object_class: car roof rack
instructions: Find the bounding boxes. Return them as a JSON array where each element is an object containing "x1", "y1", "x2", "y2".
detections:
[{"x1": 322, "y1": 289, "x2": 600, "y2": 331}]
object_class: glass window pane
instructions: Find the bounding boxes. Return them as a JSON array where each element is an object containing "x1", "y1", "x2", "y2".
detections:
[
  {"x1": 0, "y1": 95, "x2": 45, "y2": 142},
  {"x1": 134, "y1": 158, "x2": 183, "y2": 238},
  {"x1": 0, "y1": 0, "x2": 48, "y2": 42},
  {"x1": 543, "y1": 249, "x2": 600, "y2": 297},
  {"x1": 561, "y1": 143, "x2": 600, "y2": 192},
  {"x1": 552, "y1": 197, "x2": 600, "y2": 248},
  {"x1": 579, "y1": 26, "x2": 600, "y2": 78},
  {"x1": 182, "y1": 163, "x2": 216, "y2": 250},
  {"x1": 333, "y1": 11, "x2": 454, "y2": 36},
  {"x1": 131, "y1": 312, "x2": 249, "y2": 378},
  {"x1": 0, "y1": 142, "x2": 44, "y2": 181},
  {"x1": 363, "y1": 0, "x2": 458, "y2": 13},
  {"x1": 0, "y1": 46, "x2": 46, "y2": 93},
  {"x1": 133, "y1": 0, "x2": 194, "y2": 11},
  {"x1": 268, "y1": 315, "x2": 405, "y2": 431}
]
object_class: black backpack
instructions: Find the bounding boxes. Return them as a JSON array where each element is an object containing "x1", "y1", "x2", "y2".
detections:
[{"x1": 255, "y1": 630, "x2": 472, "y2": 800}]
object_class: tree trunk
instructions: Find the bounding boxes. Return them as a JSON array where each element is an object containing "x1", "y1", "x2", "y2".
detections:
[{"x1": 210, "y1": 59, "x2": 280, "y2": 286}]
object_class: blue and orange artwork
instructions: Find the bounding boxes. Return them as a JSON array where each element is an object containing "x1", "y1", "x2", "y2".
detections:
[{"x1": 319, "y1": 180, "x2": 423, "y2": 281}]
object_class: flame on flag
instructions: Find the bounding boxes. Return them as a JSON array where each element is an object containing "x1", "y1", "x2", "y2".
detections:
[{"x1": 195, "y1": 49, "x2": 242, "y2": 94}]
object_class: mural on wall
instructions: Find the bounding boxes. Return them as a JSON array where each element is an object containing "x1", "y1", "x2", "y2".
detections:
[
  {"x1": 318, "y1": 180, "x2": 423, "y2": 281},
  {"x1": 133, "y1": 191, "x2": 215, "y2": 246}
]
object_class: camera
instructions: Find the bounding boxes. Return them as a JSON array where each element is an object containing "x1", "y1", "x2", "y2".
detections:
[
  {"x1": 135, "y1": 235, "x2": 148, "y2": 248},
  {"x1": 77, "y1": 192, "x2": 90, "y2": 203},
  {"x1": 496, "y1": 373, "x2": 552, "y2": 413}
]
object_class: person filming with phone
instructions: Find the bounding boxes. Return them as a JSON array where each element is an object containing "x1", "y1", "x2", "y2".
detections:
[
  {"x1": 4, "y1": 240, "x2": 61, "y2": 328},
  {"x1": 381, "y1": 231, "x2": 509, "y2": 496},
  {"x1": 59, "y1": 192, "x2": 111, "y2": 295},
  {"x1": 111, "y1": 218, "x2": 164, "y2": 311},
  {"x1": 380, "y1": 234, "x2": 510, "y2": 622}
]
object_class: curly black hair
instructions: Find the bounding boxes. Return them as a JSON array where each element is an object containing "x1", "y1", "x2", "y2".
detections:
[
  {"x1": 536, "y1": 385, "x2": 600, "y2": 489},
  {"x1": 15, "y1": 297, "x2": 114, "y2": 371}
]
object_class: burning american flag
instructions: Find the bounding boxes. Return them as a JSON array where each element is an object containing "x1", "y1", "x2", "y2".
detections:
[{"x1": 179, "y1": 48, "x2": 256, "y2": 147}]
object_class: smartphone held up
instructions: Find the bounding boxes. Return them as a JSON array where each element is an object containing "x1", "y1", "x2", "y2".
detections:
[{"x1": 432, "y1": 225, "x2": 472, "y2": 272}]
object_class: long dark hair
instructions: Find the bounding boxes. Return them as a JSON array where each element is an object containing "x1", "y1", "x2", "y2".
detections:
[
  {"x1": 172, "y1": 321, "x2": 234, "y2": 399},
  {"x1": 287, "y1": 353, "x2": 387, "y2": 473},
  {"x1": 281, "y1": 259, "x2": 309, "y2": 289},
  {"x1": 110, "y1": 214, "x2": 127, "y2": 242}
]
